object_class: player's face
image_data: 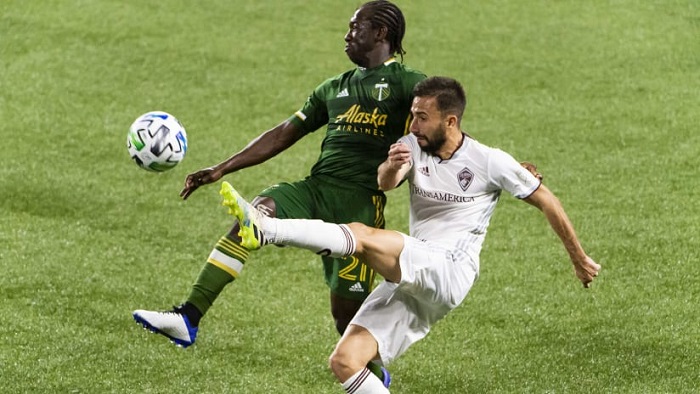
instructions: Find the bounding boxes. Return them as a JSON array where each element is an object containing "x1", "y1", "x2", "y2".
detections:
[
  {"x1": 409, "y1": 96, "x2": 448, "y2": 154},
  {"x1": 344, "y1": 8, "x2": 377, "y2": 67}
]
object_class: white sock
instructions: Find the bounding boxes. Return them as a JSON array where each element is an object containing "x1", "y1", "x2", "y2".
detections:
[
  {"x1": 342, "y1": 368, "x2": 390, "y2": 394},
  {"x1": 264, "y1": 219, "x2": 356, "y2": 258}
]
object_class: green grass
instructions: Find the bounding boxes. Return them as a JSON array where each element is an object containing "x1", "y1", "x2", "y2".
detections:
[{"x1": 1, "y1": 0, "x2": 698, "y2": 392}]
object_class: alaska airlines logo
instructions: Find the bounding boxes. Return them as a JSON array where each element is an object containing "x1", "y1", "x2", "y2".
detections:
[
  {"x1": 371, "y1": 82, "x2": 391, "y2": 101},
  {"x1": 336, "y1": 105, "x2": 388, "y2": 128}
]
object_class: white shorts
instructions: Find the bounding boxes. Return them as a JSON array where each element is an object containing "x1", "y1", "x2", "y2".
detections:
[{"x1": 349, "y1": 234, "x2": 479, "y2": 365}]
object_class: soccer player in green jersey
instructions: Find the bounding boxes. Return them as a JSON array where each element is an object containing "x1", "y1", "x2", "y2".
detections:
[{"x1": 133, "y1": 0, "x2": 423, "y2": 386}]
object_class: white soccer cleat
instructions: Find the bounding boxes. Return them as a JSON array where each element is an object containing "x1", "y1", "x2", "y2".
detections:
[
  {"x1": 220, "y1": 181, "x2": 267, "y2": 250},
  {"x1": 133, "y1": 309, "x2": 198, "y2": 348}
]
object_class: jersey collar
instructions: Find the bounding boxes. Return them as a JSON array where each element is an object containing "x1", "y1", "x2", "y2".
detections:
[{"x1": 357, "y1": 57, "x2": 397, "y2": 72}]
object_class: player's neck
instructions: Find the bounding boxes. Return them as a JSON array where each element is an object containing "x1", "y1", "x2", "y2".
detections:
[
  {"x1": 436, "y1": 131, "x2": 466, "y2": 161},
  {"x1": 362, "y1": 46, "x2": 394, "y2": 69}
]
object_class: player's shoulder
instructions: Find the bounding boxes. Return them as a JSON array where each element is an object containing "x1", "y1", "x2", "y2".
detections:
[
  {"x1": 381, "y1": 62, "x2": 426, "y2": 98},
  {"x1": 458, "y1": 137, "x2": 506, "y2": 167},
  {"x1": 316, "y1": 68, "x2": 353, "y2": 87},
  {"x1": 467, "y1": 138, "x2": 522, "y2": 173},
  {"x1": 386, "y1": 61, "x2": 427, "y2": 80},
  {"x1": 309, "y1": 68, "x2": 360, "y2": 97},
  {"x1": 465, "y1": 136, "x2": 502, "y2": 155}
]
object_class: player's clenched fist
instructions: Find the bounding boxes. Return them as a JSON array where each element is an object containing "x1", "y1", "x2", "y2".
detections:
[{"x1": 386, "y1": 142, "x2": 412, "y2": 170}]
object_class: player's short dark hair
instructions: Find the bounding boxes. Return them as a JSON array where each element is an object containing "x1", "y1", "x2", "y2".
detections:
[
  {"x1": 413, "y1": 76, "x2": 467, "y2": 123},
  {"x1": 361, "y1": 0, "x2": 407, "y2": 61}
]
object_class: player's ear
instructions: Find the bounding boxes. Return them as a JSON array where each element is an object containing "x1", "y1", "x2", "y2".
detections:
[
  {"x1": 446, "y1": 114, "x2": 459, "y2": 129},
  {"x1": 375, "y1": 25, "x2": 388, "y2": 42}
]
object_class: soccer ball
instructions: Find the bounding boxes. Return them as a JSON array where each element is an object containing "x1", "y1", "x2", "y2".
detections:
[{"x1": 127, "y1": 111, "x2": 188, "y2": 172}]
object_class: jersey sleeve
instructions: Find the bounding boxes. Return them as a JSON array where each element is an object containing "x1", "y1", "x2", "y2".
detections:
[
  {"x1": 397, "y1": 134, "x2": 413, "y2": 146},
  {"x1": 287, "y1": 80, "x2": 332, "y2": 134},
  {"x1": 488, "y1": 148, "x2": 541, "y2": 199}
]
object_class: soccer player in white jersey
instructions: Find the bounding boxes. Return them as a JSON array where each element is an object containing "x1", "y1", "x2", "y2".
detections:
[{"x1": 219, "y1": 76, "x2": 601, "y2": 393}]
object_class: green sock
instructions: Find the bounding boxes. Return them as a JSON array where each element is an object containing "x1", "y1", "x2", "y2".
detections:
[
  {"x1": 186, "y1": 263, "x2": 234, "y2": 316},
  {"x1": 366, "y1": 361, "x2": 384, "y2": 380},
  {"x1": 186, "y1": 235, "x2": 249, "y2": 315}
]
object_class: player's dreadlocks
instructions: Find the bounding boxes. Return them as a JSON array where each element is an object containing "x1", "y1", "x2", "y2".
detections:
[{"x1": 363, "y1": 0, "x2": 407, "y2": 61}]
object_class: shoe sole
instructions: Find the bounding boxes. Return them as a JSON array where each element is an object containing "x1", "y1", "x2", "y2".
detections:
[{"x1": 381, "y1": 367, "x2": 392, "y2": 388}]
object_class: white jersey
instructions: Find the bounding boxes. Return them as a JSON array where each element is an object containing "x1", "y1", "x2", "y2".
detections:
[
  {"x1": 351, "y1": 133, "x2": 541, "y2": 365},
  {"x1": 399, "y1": 133, "x2": 541, "y2": 259}
]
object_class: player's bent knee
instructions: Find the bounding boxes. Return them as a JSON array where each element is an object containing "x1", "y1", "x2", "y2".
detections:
[{"x1": 328, "y1": 347, "x2": 358, "y2": 379}]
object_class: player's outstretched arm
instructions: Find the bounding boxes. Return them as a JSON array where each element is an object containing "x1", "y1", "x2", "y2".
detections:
[
  {"x1": 523, "y1": 184, "x2": 601, "y2": 288},
  {"x1": 180, "y1": 121, "x2": 305, "y2": 199}
]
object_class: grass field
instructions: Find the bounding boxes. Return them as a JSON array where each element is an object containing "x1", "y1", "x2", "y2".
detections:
[{"x1": 1, "y1": 1, "x2": 699, "y2": 393}]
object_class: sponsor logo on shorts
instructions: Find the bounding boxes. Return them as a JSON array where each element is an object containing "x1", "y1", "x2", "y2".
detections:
[{"x1": 349, "y1": 282, "x2": 364, "y2": 292}]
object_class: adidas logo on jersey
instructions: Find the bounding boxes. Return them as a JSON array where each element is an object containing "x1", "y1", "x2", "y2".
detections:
[
  {"x1": 418, "y1": 166, "x2": 430, "y2": 176},
  {"x1": 349, "y1": 282, "x2": 364, "y2": 292},
  {"x1": 336, "y1": 88, "x2": 349, "y2": 98}
]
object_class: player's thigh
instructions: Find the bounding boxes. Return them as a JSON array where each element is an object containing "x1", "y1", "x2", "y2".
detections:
[
  {"x1": 257, "y1": 181, "x2": 315, "y2": 219},
  {"x1": 346, "y1": 223, "x2": 403, "y2": 284},
  {"x1": 399, "y1": 236, "x2": 477, "y2": 309},
  {"x1": 323, "y1": 254, "x2": 377, "y2": 301}
]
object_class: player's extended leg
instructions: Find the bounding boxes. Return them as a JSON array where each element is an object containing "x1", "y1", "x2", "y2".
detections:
[
  {"x1": 221, "y1": 181, "x2": 403, "y2": 388},
  {"x1": 132, "y1": 195, "x2": 276, "y2": 348},
  {"x1": 220, "y1": 181, "x2": 404, "y2": 284},
  {"x1": 330, "y1": 324, "x2": 389, "y2": 393}
]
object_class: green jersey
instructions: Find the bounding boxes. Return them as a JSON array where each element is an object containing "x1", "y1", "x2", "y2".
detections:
[{"x1": 288, "y1": 59, "x2": 426, "y2": 191}]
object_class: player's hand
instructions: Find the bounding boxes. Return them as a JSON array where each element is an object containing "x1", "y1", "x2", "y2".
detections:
[
  {"x1": 520, "y1": 161, "x2": 543, "y2": 181},
  {"x1": 572, "y1": 255, "x2": 601, "y2": 288},
  {"x1": 387, "y1": 142, "x2": 411, "y2": 170},
  {"x1": 180, "y1": 167, "x2": 223, "y2": 200}
]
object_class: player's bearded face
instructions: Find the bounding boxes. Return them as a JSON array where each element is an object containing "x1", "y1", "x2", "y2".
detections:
[
  {"x1": 416, "y1": 122, "x2": 448, "y2": 154},
  {"x1": 410, "y1": 96, "x2": 449, "y2": 155}
]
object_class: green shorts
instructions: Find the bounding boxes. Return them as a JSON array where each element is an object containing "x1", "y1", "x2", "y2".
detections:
[{"x1": 258, "y1": 175, "x2": 386, "y2": 300}]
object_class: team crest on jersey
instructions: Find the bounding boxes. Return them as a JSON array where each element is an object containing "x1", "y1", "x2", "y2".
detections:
[
  {"x1": 371, "y1": 81, "x2": 391, "y2": 101},
  {"x1": 458, "y1": 168, "x2": 474, "y2": 191}
]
